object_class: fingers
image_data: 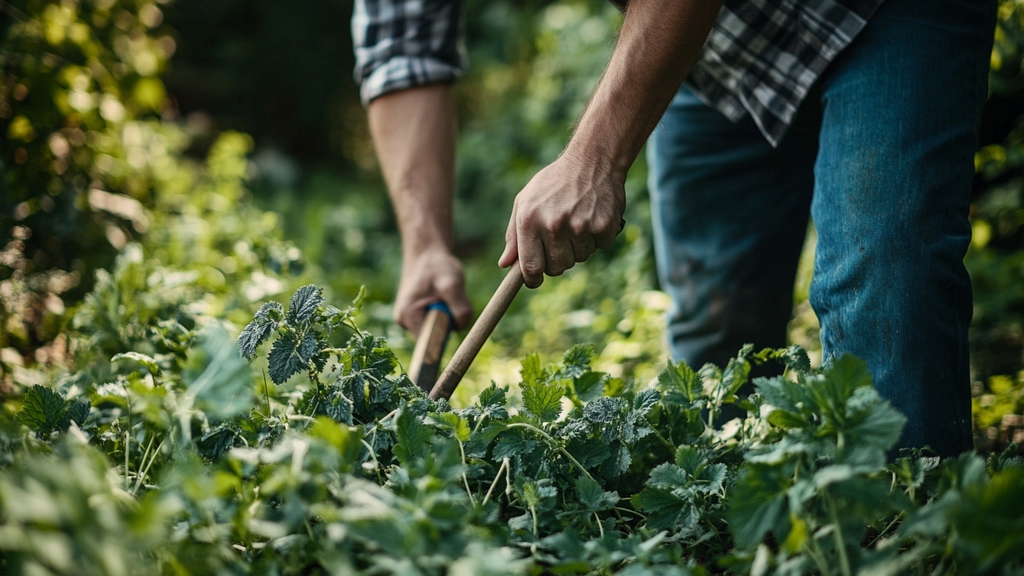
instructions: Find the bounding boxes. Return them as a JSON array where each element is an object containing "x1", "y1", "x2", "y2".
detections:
[
  {"x1": 395, "y1": 251, "x2": 472, "y2": 333},
  {"x1": 570, "y1": 234, "x2": 597, "y2": 263},
  {"x1": 517, "y1": 213, "x2": 547, "y2": 288},
  {"x1": 543, "y1": 235, "x2": 576, "y2": 276},
  {"x1": 435, "y1": 272, "x2": 473, "y2": 329},
  {"x1": 498, "y1": 202, "x2": 519, "y2": 268}
]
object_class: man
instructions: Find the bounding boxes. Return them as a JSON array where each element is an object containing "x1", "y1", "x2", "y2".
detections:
[{"x1": 352, "y1": 0, "x2": 997, "y2": 457}]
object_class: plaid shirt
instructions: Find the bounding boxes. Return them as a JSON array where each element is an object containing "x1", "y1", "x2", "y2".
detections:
[{"x1": 352, "y1": 0, "x2": 884, "y2": 146}]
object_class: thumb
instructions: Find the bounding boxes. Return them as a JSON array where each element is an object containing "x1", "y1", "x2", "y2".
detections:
[{"x1": 499, "y1": 205, "x2": 519, "y2": 268}]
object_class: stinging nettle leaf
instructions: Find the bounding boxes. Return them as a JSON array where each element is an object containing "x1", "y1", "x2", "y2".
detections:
[
  {"x1": 559, "y1": 344, "x2": 594, "y2": 379},
  {"x1": 19, "y1": 385, "x2": 67, "y2": 434},
  {"x1": 647, "y1": 463, "x2": 690, "y2": 489},
  {"x1": 522, "y1": 379, "x2": 564, "y2": 422},
  {"x1": 658, "y1": 361, "x2": 702, "y2": 404},
  {"x1": 584, "y1": 397, "x2": 626, "y2": 424},
  {"x1": 287, "y1": 284, "x2": 324, "y2": 325},
  {"x1": 575, "y1": 475, "x2": 619, "y2": 511},
  {"x1": 268, "y1": 331, "x2": 307, "y2": 385},
  {"x1": 238, "y1": 301, "x2": 284, "y2": 361}
]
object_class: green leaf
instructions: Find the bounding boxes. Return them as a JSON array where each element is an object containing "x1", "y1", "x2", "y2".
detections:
[
  {"x1": 431, "y1": 412, "x2": 471, "y2": 442},
  {"x1": 647, "y1": 463, "x2": 689, "y2": 489},
  {"x1": 391, "y1": 404, "x2": 432, "y2": 464},
  {"x1": 184, "y1": 325, "x2": 255, "y2": 420},
  {"x1": 658, "y1": 361, "x2": 702, "y2": 405},
  {"x1": 522, "y1": 379, "x2": 564, "y2": 422},
  {"x1": 267, "y1": 331, "x2": 306, "y2": 385},
  {"x1": 767, "y1": 409, "x2": 806, "y2": 430},
  {"x1": 111, "y1": 351, "x2": 161, "y2": 375},
  {"x1": 583, "y1": 396, "x2": 626, "y2": 424},
  {"x1": 632, "y1": 388, "x2": 661, "y2": 415},
  {"x1": 674, "y1": 446, "x2": 707, "y2": 475},
  {"x1": 520, "y1": 353, "x2": 544, "y2": 386},
  {"x1": 287, "y1": 284, "x2": 324, "y2": 325},
  {"x1": 326, "y1": 389, "x2": 354, "y2": 424},
  {"x1": 573, "y1": 371, "x2": 608, "y2": 402},
  {"x1": 237, "y1": 301, "x2": 283, "y2": 361},
  {"x1": 559, "y1": 344, "x2": 594, "y2": 379},
  {"x1": 575, "y1": 475, "x2": 619, "y2": 511},
  {"x1": 493, "y1": 428, "x2": 539, "y2": 461},
  {"x1": 19, "y1": 385, "x2": 66, "y2": 434},
  {"x1": 728, "y1": 467, "x2": 789, "y2": 550},
  {"x1": 64, "y1": 398, "x2": 91, "y2": 427}
]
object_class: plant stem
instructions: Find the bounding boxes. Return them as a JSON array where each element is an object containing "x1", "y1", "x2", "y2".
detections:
[
  {"x1": 482, "y1": 457, "x2": 510, "y2": 506},
  {"x1": 505, "y1": 422, "x2": 595, "y2": 481},
  {"x1": 457, "y1": 438, "x2": 477, "y2": 506},
  {"x1": 826, "y1": 493, "x2": 852, "y2": 576}
]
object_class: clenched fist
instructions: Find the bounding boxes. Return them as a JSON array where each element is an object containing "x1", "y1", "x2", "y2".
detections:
[
  {"x1": 394, "y1": 248, "x2": 472, "y2": 334},
  {"x1": 498, "y1": 153, "x2": 626, "y2": 288}
]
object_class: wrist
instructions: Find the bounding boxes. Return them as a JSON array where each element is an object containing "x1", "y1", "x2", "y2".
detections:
[
  {"x1": 560, "y1": 140, "x2": 631, "y2": 185},
  {"x1": 402, "y1": 239, "x2": 454, "y2": 263}
]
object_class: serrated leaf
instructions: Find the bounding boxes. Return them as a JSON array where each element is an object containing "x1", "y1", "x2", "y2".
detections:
[
  {"x1": 19, "y1": 385, "x2": 66, "y2": 434},
  {"x1": 647, "y1": 463, "x2": 689, "y2": 489},
  {"x1": 61, "y1": 398, "x2": 91, "y2": 429},
  {"x1": 522, "y1": 379, "x2": 564, "y2": 422},
  {"x1": 559, "y1": 344, "x2": 594, "y2": 379},
  {"x1": 287, "y1": 285, "x2": 324, "y2": 325},
  {"x1": 431, "y1": 412, "x2": 471, "y2": 442},
  {"x1": 658, "y1": 361, "x2": 702, "y2": 405},
  {"x1": 584, "y1": 397, "x2": 626, "y2": 424},
  {"x1": 267, "y1": 331, "x2": 306, "y2": 385},
  {"x1": 632, "y1": 388, "x2": 660, "y2": 415},
  {"x1": 520, "y1": 353, "x2": 544, "y2": 386},
  {"x1": 391, "y1": 404, "x2": 432, "y2": 464},
  {"x1": 238, "y1": 301, "x2": 283, "y2": 361},
  {"x1": 476, "y1": 383, "x2": 509, "y2": 420},
  {"x1": 675, "y1": 446, "x2": 706, "y2": 473},
  {"x1": 632, "y1": 488, "x2": 692, "y2": 531},
  {"x1": 297, "y1": 332, "x2": 318, "y2": 363},
  {"x1": 326, "y1": 390, "x2": 354, "y2": 424},
  {"x1": 566, "y1": 438, "x2": 611, "y2": 469},
  {"x1": 722, "y1": 356, "x2": 751, "y2": 397},
  {"x1": 702, "y1": 463, "x2": 728, "y2": 494},
  {"x1": 493, "y1": 429, "x2": 539, "y2": 461},
  {"x1": 575, "y1": 475, "x2": 619, "y2": 511}
]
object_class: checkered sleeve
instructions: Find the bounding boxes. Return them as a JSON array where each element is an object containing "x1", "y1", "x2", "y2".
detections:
[{"x1": 352, "y1": 0, "x2": 466, "y2": 106}]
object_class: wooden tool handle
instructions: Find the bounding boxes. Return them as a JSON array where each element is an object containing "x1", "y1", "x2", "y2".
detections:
[
  {"x1": 409, "y1": 304, "x2": 453, "y2": 393},
  {"x1": 429, "y1": 265, "x2": 524, "y2": 401}
]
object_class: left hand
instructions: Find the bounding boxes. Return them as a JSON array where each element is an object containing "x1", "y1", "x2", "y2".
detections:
[{"x1": 498, "y1": 153, "x2": 626, "y2": 288}]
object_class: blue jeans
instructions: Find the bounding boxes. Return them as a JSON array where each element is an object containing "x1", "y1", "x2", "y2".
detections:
[{"x1": 647, "y1": 0, "x2": 996, "y2": 457}]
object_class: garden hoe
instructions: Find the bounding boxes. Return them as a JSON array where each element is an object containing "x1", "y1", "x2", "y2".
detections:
[{"x1": 407, "y1": 264, "x2": 525, "y2": 401}]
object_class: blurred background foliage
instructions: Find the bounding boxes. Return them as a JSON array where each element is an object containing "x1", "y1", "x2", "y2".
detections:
[{"x1": 1, "y1": 0, "x2": 1023, "y2": 452}]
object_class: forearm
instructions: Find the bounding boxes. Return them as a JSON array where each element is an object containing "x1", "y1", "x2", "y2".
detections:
[
  {"x1": 367, "y1": 84, "x2": 457, "y2": 257},
  {"x1": 565, "y1": 0, "x2": 722, "y2": 176}
]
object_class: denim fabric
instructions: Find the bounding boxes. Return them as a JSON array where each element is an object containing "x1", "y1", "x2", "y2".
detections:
[{"x1": 647, "y1": 0, "x2": 997, "y2": 457}]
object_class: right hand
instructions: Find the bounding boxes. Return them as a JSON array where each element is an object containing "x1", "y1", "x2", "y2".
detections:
[{"x1": 394, "y1": 248, "x2": 473, "y2": 335}]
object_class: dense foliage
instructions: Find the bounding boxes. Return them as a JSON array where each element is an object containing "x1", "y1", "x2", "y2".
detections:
[
  {"x1": 1, "y1": 278, "x2": 1023, "y2": 574},
  {"x1": 3, "y1": 0, "x2": 1024, "y2": 573}
]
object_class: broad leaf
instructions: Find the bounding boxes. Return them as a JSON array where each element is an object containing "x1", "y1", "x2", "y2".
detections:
[
  {"x1": 522, "y1": 380, "x2": 564, "y2": 422},
  {"x1": 19, "y1": 385, "x2": 66, "y2": 434},
  {"x1": 287, "y1": 284, "x2": 324, "y2": 325},
  {"x1": 268, "y1": 331, "x2": 306, "y2": 385}
]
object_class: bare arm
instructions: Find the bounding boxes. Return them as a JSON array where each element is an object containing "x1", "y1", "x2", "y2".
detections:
[
  {"x1": 368, "y1": 84, "x2": 472, "y2": 333},
  {"x1": 498, "y1": 0, "x2": 723, "y2": 287}
]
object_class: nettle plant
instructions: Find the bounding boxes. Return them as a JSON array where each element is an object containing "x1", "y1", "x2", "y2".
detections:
[{"x1": 3, "y1": 283, "x2": 1023, "y2": 575}]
